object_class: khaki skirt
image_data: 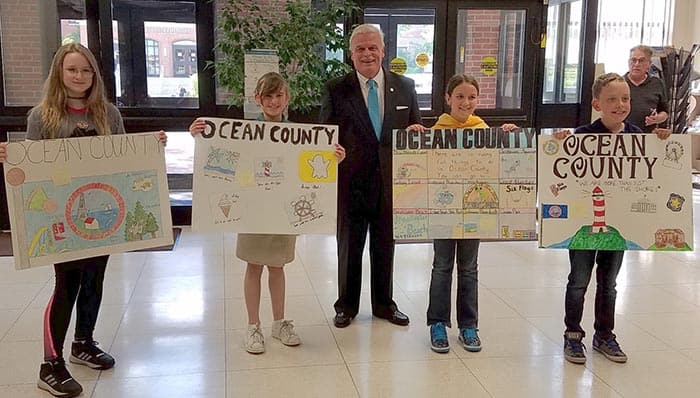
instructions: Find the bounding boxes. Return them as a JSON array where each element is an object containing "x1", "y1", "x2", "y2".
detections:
[{"x1": 235, "y1": 233, "x2": 296, "y2": 266}]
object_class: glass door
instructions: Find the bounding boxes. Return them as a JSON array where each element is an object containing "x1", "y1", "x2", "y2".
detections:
[
  {"x1": 543, "y1": 0, "x2": 584, "y2": 104},
  {"x1": 454, "y1": 9, "x2": 525, "y2": 110},
  {"x1": 360, "y1": 0, "x2": 542, "y2": 123},
  {"x1": 364, "y1": 8, "x2": 440, "y2": 112},
  {"x1": 446, "y1": 1, "x2": 542, "y2": 124}
]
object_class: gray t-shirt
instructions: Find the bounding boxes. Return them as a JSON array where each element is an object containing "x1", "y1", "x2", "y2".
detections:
[
  {"x1": 26, "y1": 103, "x2": 125, "y2": 140},
  {"x1": 624, "y1": 73, "x2": 669, "y2": 133}
]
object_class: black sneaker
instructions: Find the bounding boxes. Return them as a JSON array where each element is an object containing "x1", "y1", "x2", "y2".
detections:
[
  {"x1": 563, "y1": 331, "x2": 586, "y2": 364},
  {"x1": 69, "y1": 340, "x2": 115, "y2": 370},
  {"x1": 37, "y1": 358, "x2": 83, "y2": 398}
]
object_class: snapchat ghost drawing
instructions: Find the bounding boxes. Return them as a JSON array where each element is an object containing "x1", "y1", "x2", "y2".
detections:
[{"x1": 308, "y1": 154, "x2": 330, "y2": 179}]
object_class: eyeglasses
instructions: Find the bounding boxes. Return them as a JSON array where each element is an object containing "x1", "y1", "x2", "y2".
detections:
[
  {"x1": 628, "y1": 57, "x2": 649, "y2": 64},
  {"x1": 64, "y1": 68, "x2": 94, "y2": 77}
]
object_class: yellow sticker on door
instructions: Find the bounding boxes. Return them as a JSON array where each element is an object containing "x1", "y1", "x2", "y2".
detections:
[
  {"x1": 481, "y1": 56, "x2": 498, "y2": 76},
  {"x1": 389, "y1": 57, "x2": 407, "y2": 75}
]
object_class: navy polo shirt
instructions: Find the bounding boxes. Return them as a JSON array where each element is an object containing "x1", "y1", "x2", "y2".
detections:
[{"x1": 574, "y1": 118, "x2": 643, "y2": 134}]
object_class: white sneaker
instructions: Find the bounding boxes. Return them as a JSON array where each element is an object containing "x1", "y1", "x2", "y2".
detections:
[
  {"x1": 271, "y1": 319, "x2": 301, "y2": 346},
  {"x1": 245, "y1": 324, "x2": 265, "y2": 354}
]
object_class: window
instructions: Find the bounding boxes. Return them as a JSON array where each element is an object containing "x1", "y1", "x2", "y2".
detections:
[
  {"x1": 455, "y1": 9, "x2": 526, "y2": 110},
  {"x1": 325, "y1": 23, "x2": 345, "y2": 62},
  {"x1": 398, "y1": 22, "x2": 435, "y2": 108},
  {"x1": 172, "y1": 42, "x2": 197, "y2": 78},
  {"x1": 595, "y1": 0, "x2": 674, "y2": 75},
  {"x1": 114, "y1": 1, "x2": 199, "y2": 108},
  {"x1": 542, "y1": 0, "x2": 583, "y2": 104},
  {"x1": 145, "y1": 39, "x2": 160, "y2": 77},
  {"x1": 365, "y1": 8, "x2": 436, "y2": 111},
  {"x1": 135, "y1": 22, "x2": 197, "y2": 102}
]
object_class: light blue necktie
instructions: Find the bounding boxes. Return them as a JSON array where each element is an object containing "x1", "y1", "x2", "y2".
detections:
[{"x1": 367, "y1": 79, "x2": 381, "y2": 139}]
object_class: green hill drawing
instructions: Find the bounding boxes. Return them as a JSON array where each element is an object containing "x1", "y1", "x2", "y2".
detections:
[
  {"x1": 648, "y1": 242, "x2": 692, "y2": 251},
  {"x1": 568, "y1": 225, "x2": 629, "y2": 250}
]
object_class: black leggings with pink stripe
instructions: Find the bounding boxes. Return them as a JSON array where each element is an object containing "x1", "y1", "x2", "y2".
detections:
[{"x1": 43, "y1": 255, "x2": 108, "y2": 361}]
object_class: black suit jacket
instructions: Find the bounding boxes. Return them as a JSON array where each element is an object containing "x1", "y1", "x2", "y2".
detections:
[{"x1": 320, "y1": 69, "x2": 422, "y2": 209}]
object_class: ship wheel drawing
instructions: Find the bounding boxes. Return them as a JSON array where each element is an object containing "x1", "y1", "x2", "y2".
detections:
[{"x1": 292, "y1": 194, "x2": 315, "y2": 219}]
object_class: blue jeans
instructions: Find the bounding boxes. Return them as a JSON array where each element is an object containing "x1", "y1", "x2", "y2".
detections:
[
  {"x1": 427, "y1": 239, "x2": 479, "y2": 329},
  {"x1": 564, "y1": 249, "x2": 624, "y2": 339}
]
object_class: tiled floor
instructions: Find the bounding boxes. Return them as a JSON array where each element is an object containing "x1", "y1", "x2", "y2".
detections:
[{"x1": 0, "y1": 193, "x2": 699, "y2": 398}]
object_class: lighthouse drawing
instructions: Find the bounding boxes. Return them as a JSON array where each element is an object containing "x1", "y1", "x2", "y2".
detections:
[
  {"x1": 548, "y1": 184, "x2": 632, "y2": 250},
  {"x1": 591, "y1": 186, "x2": 608, "y2": 233}
]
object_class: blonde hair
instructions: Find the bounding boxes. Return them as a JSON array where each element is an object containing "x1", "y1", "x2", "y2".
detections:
[
  {"x1": 255, "y1": 72, "x2": 289, "y2": 97},
  {"x1": 592, "y1": 72, "x2": 626, "y2": 99},
  {"x1": 254, "y1": 72, "x2": 289, "y2": 120},
  {"x1": 35, "y1": 43, "x2": 111, "y2": 138}
]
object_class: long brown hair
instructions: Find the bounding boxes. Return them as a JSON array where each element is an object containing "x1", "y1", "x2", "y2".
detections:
[
  {"x1": 445, "y1": 73, "x2": 480, "y2": 96},
  {"x1": 35, "y1": 43, "x2": 111, "y2": 138}
]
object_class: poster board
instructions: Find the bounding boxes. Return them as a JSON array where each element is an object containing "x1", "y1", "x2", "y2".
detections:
[
  {"x1": 191, "y1": 118, "x2": 338, "y2": 234},
  {"x1": 3, "y1": 133, "x2": 173, "y2": 269},
  {"x1": 538, "y1": 131, "x2": 693, "y2": 251},
  {"x1": 392, "y1": 127, "x2": 537, "y2": 240}
]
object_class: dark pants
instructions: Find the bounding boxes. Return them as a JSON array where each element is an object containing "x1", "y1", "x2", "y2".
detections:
[
  {"x1": 43, "y1": 255, "x2": 108, "y2": 361},
  {"x1": 564, "y1": 249, "x2": 624, "y2": 339},
  {"x1": 427, "y1": 239, "x2": 479, "y2": 329},
  {"x1": 335, "y1": 185, "x2": 396, "y2": 317}
]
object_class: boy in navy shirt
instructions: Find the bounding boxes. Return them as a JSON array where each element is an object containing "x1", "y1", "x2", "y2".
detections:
[{"x1": 554, "y1": 73, "x2": 669, "y2": 364}]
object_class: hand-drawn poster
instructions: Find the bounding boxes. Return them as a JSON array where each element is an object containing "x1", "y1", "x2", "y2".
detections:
[
  {"x1": 538, "y1": 131, "x2": 693, "y2": 251},
  {"x1": 191, "y1": 118, "x2": 338, "y2": 234},
  {"x1": 3, "y1": 133, "x2": 173, "y2": 269},
  {"x1": 392, "y1": 127, "x2": 537, "y2": 240}
]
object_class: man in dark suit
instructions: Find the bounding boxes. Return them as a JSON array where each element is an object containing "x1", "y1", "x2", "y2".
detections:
[{"x1": 320, "y1": 24, "x2": 424, "y2": 328}]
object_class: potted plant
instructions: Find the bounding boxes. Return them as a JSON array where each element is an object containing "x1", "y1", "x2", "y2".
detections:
[{"x1": 213, "y1": 0, "x2": 358, "y2": 119}]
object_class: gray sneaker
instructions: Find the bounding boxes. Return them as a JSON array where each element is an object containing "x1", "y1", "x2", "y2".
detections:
[
  {"x1": 592, "y1": 334, "x2": 627, "y2": 363},
  {"x1": 245, "y1": 324, "x2": 265, "y2": 354},
  {"x1": 271, "y1": 319, "x2": 301, "y2": 346},
  {"x1": 563, "y1": 331, "x2": 586, "y2": 364}
]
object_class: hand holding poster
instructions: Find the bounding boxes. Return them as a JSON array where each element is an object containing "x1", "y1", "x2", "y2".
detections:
[
  {"x1": 2, "y1": 133, "x2": 173, "y2": 269},
  {"x1": 538, "y1": 131, "x2": 693, "y2": 250},
  {"x1": 392, "y1": 127, "x2": 537, "y2": 240},
  {"x1": 191, "y1": 118, "x2": 338, "y2": 234}
]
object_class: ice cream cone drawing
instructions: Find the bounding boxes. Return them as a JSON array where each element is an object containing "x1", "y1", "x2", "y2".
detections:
[{"x1": 219, "y1": 195, "x2": 233, "y2": 218}]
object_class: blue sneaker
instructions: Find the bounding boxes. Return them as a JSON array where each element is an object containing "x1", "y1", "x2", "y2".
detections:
[
  {"x1": 592, "y1": 334, "x2": 627, "y2": 363},
  {"x1": 429, "y1": 322, "x2": 450, "y2": 353},
  {"x1": 459, "y1": 328, "x2": 482, "y2": 352}
]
